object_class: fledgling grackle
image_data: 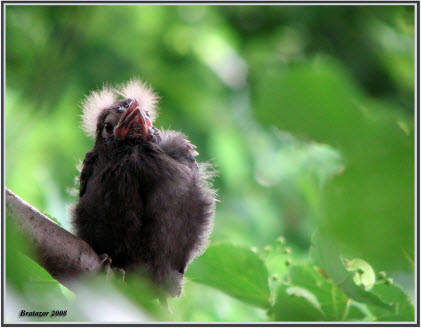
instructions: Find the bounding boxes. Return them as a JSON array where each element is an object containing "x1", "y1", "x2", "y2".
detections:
[{"x1": 72, "y1": 80, "x2": 216, "y2": 296}]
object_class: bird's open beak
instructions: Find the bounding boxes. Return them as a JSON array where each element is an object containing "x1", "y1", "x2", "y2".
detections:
[{"x1": 114, "y1": 99, "x2": 151, "y2": 140}]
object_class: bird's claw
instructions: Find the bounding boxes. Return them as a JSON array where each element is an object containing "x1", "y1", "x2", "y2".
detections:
[
  {"x1": 99, "y1": 254, "x2": 125, "y2": 282},
  {"x1": 99, "y1": 253, "x2": 109, "y2": 264},
  {"x1": 99, "y1": 254, "x2": 113, "y2": 280},
  {"x1": 117, "y1": 268, "x2": 126, "y2": 282}
]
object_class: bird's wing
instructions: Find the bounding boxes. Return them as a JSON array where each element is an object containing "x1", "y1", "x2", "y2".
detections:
[
  {"x1": 79, "y1": 150, "x2": 97, "y2": 197},
  {"x1": 158, "y1": 130, "x2": 199, "y2": 171}
]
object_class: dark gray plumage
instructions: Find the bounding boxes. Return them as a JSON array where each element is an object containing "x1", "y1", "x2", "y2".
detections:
[{"x1": 72, "y1": 81, "x2": 216, "y2": 296}]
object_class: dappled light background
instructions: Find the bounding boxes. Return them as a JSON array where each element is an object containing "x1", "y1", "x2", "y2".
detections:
[{"x1": 6, "y1": 5, "x2": 414, "y2": 322}]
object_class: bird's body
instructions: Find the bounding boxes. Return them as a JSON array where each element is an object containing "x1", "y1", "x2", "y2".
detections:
[{"x1": 72, "y1": 81, "x2": 215, "y2": 296}]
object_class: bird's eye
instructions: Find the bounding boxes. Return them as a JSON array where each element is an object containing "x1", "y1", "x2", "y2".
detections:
[
  {"x1": 145, "y1": 111, "x2": 151, "y2": 118},
  {"x1": 104, "y1": 123, "x2": 113, "y2": 134}
]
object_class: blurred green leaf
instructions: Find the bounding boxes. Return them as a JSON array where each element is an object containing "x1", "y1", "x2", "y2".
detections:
[
  {"x1": 254, "y1": 55, "x2": 413, "y2": 272},
  {"x1": 6, "y1": 217, "x2": 73, "y2": 320},
  {"x1": 271, "y1": 285, "x2": 325, "y2": 321},
  {"x1": 288, "y1": 264, "x2": 349, "y2": 321},
  {"x1": 186, "y1": 243, "x2": 271, "y2": 309},
  {"x1": 15, "y1": 254, "x2": 71, "y2": 308},
  {"x1": 345, "y1": 302, "x2": 368, "y2": 321},
  {"x1": 310, "y1": 231, "x2": 393, "y2": 311},
  {"x1": 253, "y1": 57, "x2": 365, "y2": 148},
  {"x1": 111, "y1": 274, "x2": 166, "y2": 318},
  {"x1": 368, "y1": 283, "x2": 414, "y2": 321}
]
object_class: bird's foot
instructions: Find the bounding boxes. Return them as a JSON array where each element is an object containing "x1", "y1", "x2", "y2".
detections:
[
  {"x1": 99, "y1": 253, "x2": 110, "y2": 264},
  {"x1": 106, "y1": 267, "x2": 126, "y2": 282},
  {"x1": 99, "y1": 254, "x2": 113, "y2": 280},
  {"x1": 98, "y1": 254, "x2": 125, "y2": 282},
  {"x1": 116, "y1": 268, "x2": 126, "y2": 282}
]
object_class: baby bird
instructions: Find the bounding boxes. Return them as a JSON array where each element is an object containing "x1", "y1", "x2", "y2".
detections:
[{"x1": 72, "y1": 80, "x2": 216, "y2": 296}]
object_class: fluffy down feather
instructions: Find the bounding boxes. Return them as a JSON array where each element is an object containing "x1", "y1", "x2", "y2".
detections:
[
  {"x1": 81, "y1": 86, "x2": 116, "y2": 137},
  {"x1": 81, "y1": 79, "x2": 159, "y2": 137},
  {"x1": 117, "y1": 79, "x2": 159, "y2": 122}
]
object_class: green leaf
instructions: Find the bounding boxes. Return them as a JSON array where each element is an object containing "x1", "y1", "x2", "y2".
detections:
[
  {"x1": 111, "y1": 274, "x2": 166, "y2": 318},
  {"x1": 254, "y1": 57, "x2": 414, "y2": 273},
  {"x1": 345, "y1": 302, "x2": 369, "y2": 321},
  {"x1": 186, "y1": 243, "x2": 271, "y2": 309},
  {"x1": 368, "y1": 283, "x2": 414, "y2": 321},
  {"x1": 16, "y1": 254, "x2": 71, "y2": 305},
  {"x1": 289, "y1": 264, "x2": 349, "y2": 321},
  {"x1": 310, "y1": 231, "x2": 393, "y2": 311},
  {"x1": 253, "y1": 57, "x2": 365, "y2": 148},
  {"x1": 287, "y1": 286, "x2": 322, "y2": 311},
  {"x1": 271, "y1": 285, "x2": 325, "y2": 321},
  {"x1": 6, "y1": 216, "x2": 74, "y2": 320}
]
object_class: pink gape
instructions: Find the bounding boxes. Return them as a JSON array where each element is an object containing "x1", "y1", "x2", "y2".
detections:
[{"x1": 114, "y1": 99, "x2": 152, "y2": 140}]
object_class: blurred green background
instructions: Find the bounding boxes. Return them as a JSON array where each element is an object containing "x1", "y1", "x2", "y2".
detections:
[{"x1": 5, "y1": 4, "x2": 415, "y2": 322}]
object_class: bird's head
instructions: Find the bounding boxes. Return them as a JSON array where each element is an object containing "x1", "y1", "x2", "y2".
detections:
[
  {"x1": 98, "y1": 98, "x2": 152, "y2": 143},
  {"x1": 81, "y1": 79, "x2": 159, "y2": 145}
]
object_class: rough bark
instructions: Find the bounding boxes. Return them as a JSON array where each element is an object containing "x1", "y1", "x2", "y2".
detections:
[{"x1": 5, "y1": 188, "x2": 102, "y2": 287}]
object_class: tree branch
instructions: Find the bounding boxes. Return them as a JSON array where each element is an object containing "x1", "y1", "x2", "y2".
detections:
[{"x1": 6, "y1": 188, "x2": 102, "y2": 287}]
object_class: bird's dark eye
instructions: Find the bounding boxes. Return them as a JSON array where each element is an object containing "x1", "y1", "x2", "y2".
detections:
[
  {"x1": 104, "y1": 123, "x2": 113, "y2": 134},
  {"x1": 145, "y1": 111, "x2": 151, "y2": 118}
]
